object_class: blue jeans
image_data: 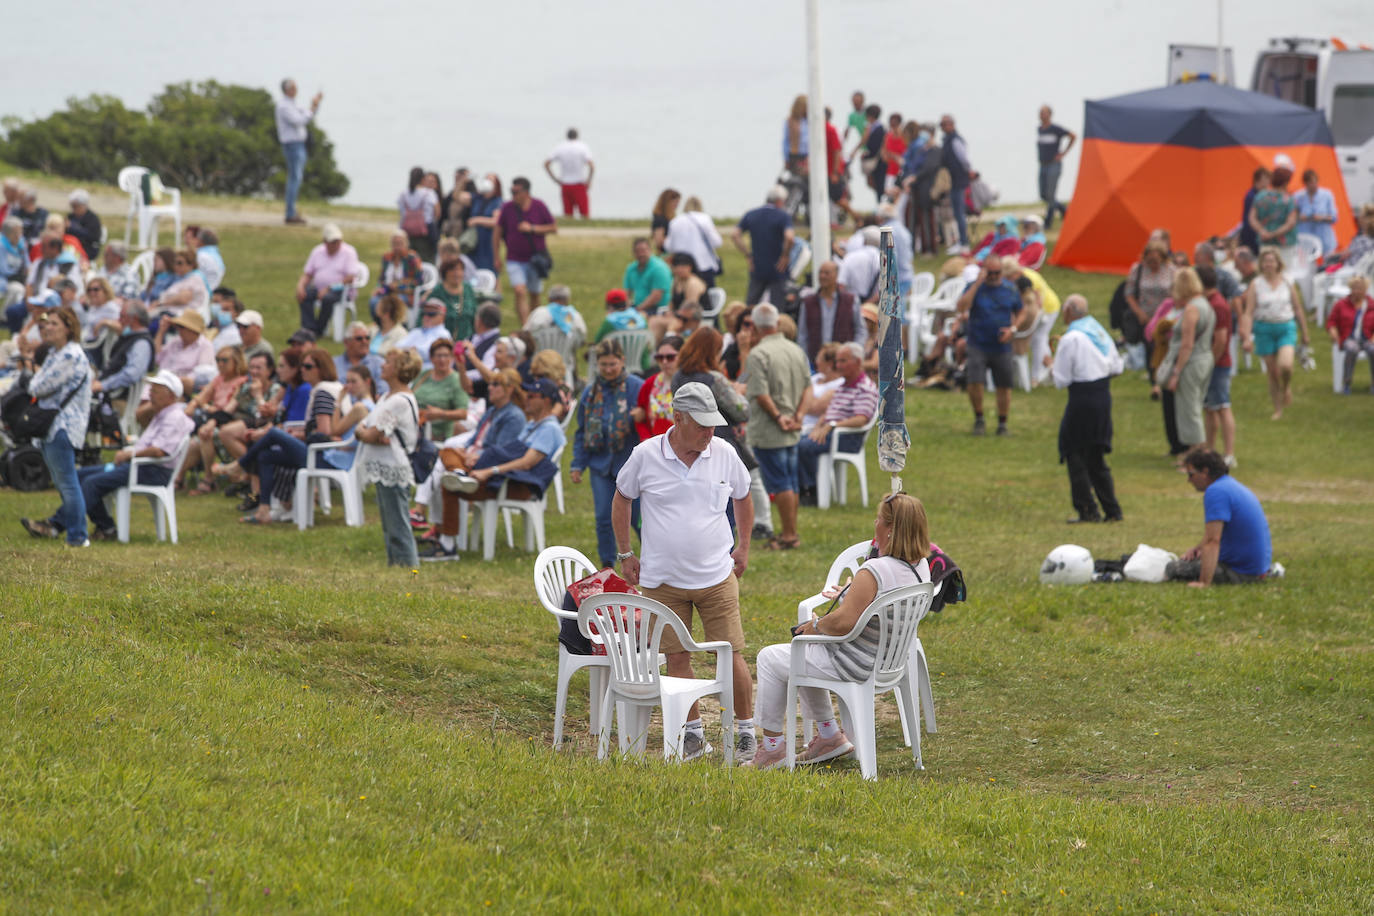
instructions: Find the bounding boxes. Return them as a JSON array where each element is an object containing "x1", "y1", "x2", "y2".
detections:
[
  {"x1": 588, "y1": 468, "x2": 639, "y2": 568},
  {"x1": 41, "y1": 430, "x2": 86, "y2": 544},
  {"x1": 239, "y1": 427, "x2": 309, "y2": 500},
  {"x1": 375, "y1": 481, "x2": 418, "y2": 568},
  {"x1": 77, "y1": 462, "x2": 171, "y2": 533},
  {"x1": 755, "y1": 445, "x2": 800, "y2": 495},
  {"x1": 950, "y1": 185, "x2": 969, "y2": 247},
  {"x1": 797, "y1": 429, "x2": 864, "y2": 491},
  {"x1": 5, "y1": 299, "x2": 28, "y2": 334},
  {"x1": 282, "y1": 141, "x2": 307, "y2": 219},
  {"x1": 1038, "y1": 161, "x2": 1064, "y2": 225}
]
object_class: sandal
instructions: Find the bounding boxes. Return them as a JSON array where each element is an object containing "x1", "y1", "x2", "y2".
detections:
[
  {"x1": 189, "y1": 480, "x2": 217, "y2": 496},
  {"x1": 239, "y1": 514, "x2": 266, "y2": 524}
]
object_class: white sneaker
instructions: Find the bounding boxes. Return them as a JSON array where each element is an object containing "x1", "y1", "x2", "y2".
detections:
[
  {"x1": 1224, "y1": 454, "x2": 1237, "y2": 469},
  {"x1": 441, "y1": 471, "x2": 480, "y2": 494},
  {"x1": 680, "y1": 731, "x2": 713, "y2": 761},
  {"x1": 734, "y1": 730, "x2": 757, "y2": 765}
]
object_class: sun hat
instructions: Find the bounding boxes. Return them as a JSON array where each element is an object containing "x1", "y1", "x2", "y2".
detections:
[{"x1": 168, "y1": 310, "x2": 206, "y2": 334}]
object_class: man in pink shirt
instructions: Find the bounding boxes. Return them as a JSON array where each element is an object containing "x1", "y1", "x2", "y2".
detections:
[
  {"x1": 156, "y1": 310, "x2": 216, "y2": 395},
  {"x1": 77, "y1": 370, "x2": 195, "y2": 540},
  {"x1": 295, "y1": 223, "x2": 361, "y2": 335}
]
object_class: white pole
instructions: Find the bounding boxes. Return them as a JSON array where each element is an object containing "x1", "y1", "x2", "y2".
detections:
[
  {"x1": 1216, "y1": 0, "x2": 1225, "y2": 84},
  {"x1": 805, "y1": 0, "x2": 831, "y2": 268}
]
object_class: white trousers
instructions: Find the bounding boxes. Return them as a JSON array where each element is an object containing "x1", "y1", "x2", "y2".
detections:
[{"x1": 754, "y1": 641, "x2": 842, "y2": 734}]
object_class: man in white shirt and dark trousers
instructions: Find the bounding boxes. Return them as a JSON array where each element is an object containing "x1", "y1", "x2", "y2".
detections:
[
  {"x1": 1051, "y1": 295, "x2": 1124, "y2": 524},
  {"x1": 612, "y1": 383, "x2": 757, "y2": 763},
  {"x1": 275, "y1": 78, "x2": 323, "y2": 225},
  {"x1": 544, "y1": 128, "x2": 594, "y2": 219}
]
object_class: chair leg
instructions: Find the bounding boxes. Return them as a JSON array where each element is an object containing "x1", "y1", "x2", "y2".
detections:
[
  {"x1": 295, "y1": 474, "x2": 311, "y2": 530},
  {"x1": 481, "y1": 503, "x2": 497, "y2": 561},
  {"x1": 895, "y1": 679, "x2": 924, "y2": 770},
  {"x1": 855, "y1": 461, "x2": 868, "y2": 506},
  {"x1": 915, "y1": 639, "x2": 937, "y2": 733},
  {"x1": 164, "y1": 495, "x2": 178, "y2": 544},
  {"x1": 588, "y1": 668, "x2": 606, "y2": 736},
  {"x1": 151, "y1": 494, "x2": 166, "y2": 541},
  {"x1": 553, "y1": 649, "x2": 572, "y2": 748},
  {"x1": 816, "y1": 459, "x2": 832, "y2": 510},
  {"x1": 848, "y1": 694, "x2": 878, "y2": 780},
  {"x1": 836, "y1": 463, "x2": 847, "y2": 505},
  {"x1": 597, "y1": 691, "x2": 615, "y2": 760},
  {"x1": 116, "y1": 489, "x2": 131, "y2": 543},
  {"x1": 503, "y1": 507, "x2": 514, "y2": 548},
  {"x1": 784, "y1": 680, "x2": 799, "y2": 770},
  {"x1": 554, "y1": 474, "x2": 565, "y2": 514}
]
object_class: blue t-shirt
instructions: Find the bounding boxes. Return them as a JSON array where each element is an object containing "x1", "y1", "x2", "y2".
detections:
[
  {"x1": 738, "y1": 205, "x2": 793, "y2": 283},
  {"x1": 1203, "y1": 475, "x2": 1271, "y2": 577},
  {"x1": 470, "y1": 195, "x2": 502, "y2": 270},
  {"x1": 964, "y1": 280, "x2": 1023, "y2": 353},
  {"x1": 1037, "y1": 123, "x2": 1069, "y2": 165},
  {"x1": 519, "y1": 415, "x2": 566, "y2": 458},
  {"x1": 282, "y1": 382, "x2": 312, "y2": 423}
]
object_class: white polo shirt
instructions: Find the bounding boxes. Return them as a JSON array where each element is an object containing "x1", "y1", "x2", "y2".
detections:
[{"x1": 616, "y1": 432, "x2": 750, "y2": 590}]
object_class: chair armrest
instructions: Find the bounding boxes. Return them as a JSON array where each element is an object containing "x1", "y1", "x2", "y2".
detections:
[
  {"x1": 690, "y1": 640, "x2": 734, "y2": 685},
  {"x1": 305, "y1": 440, "x2": 345, "y2": 469},
  {"x1": 797, "y1": 593, "x2": 828, "y2": 623},
  {"x1": 128, "y1": 455, "x2": 163, "y2": 468},
  {"x1": 788, "y1": 633, "x2": 846, "y2": 668}
]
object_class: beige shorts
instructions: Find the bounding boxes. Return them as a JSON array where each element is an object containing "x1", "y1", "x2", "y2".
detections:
[{"x1": 640, "y1": 574, "x2": 745, "y2": 654}]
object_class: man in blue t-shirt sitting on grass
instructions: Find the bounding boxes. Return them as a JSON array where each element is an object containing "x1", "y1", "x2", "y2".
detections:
[{"x1": 1167, "y1": 447, "x2": 1273, "y2": 587}]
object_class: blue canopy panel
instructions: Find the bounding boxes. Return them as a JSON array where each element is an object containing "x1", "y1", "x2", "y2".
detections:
[{"x1": 1084, "y1": 81, "x2": 1335, "y2": 149}]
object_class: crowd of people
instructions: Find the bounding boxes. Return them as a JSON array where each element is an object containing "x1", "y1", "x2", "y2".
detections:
[{"x1": 5, "y1": 79, "x2": 1371, "y2": 770}]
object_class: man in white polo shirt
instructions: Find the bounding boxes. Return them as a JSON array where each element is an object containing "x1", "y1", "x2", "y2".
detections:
[{"x1": 613, "y1": 382, "x2": 756, "y2": 762}]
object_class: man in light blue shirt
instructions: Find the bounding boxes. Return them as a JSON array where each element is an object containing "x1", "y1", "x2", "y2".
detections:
[
  {"x1": 275, "y1": 78, "x2": 322, "y2": 225},
  {"x1": 1294, "y1": 170, "x2": 1339, "y2": 256}
]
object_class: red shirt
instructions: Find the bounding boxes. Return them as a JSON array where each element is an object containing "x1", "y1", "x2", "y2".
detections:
[
  {"x1": 825, "y1": 122, "x2": 843, "y2": 181},
  {"x1": 1207, "y1": 290, "x2": 1232, "y2": 369},
  {"x1": 1326, "y1": 294, "x2": 1374, "y2": 344},
  {"x1": 884, "y1": 132, "x2": 907, "y2": 176}
]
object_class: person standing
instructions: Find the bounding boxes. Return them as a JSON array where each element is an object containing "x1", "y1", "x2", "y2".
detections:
[
  {"x1": 1240, "y1": 247, "x2": 1309, "y2": 420},
  {"x1": 571, "y1": 339, "x2": 644, "y2": 569},
  {"x1": 1198, "y1": 266, "x2": 1237, "y2": 468},
  {"x1": 732, "y1": 187, "x2": 795, "y2": 307},
  {"x1": 1051, "y1": 295, "x2": 1123, "y2": 524},
  {"x1": 494, "y1": 177, "x2": 557, "y2": 325},
  {"x1": 354, "y1": 348, "x2": 422, "y2": 568},
  {"x1": 1154, "y1": 268, "x2": 1216, "y2": 454},
  {"x1": 745, "y1": 303, "x2": 811, "y2": 550},
  {"x1": 940, "y1": 114, "x2": 974, "y2": 254},
  {"x1": 275, "y1": 78, "x2": 322, "y2": 226},
  {"x1": 1035, "y1": 106, "x2": 1076, "y2": 229},
  {"x1": 612, "y1": 382, "x2": 756, "y2": 763},
  {"x1": 544, "y1": 129, "x2": 594, "y2": 219},
  {"x1": 1293, "y1": 169, "x2": 1339, "y2": 257},
  {"x1": 796, "y1": 260, "x2": 865, "y2": 364},
  {"x1": 956, "y1": 255, "x2": 1023, "y2": 436}
]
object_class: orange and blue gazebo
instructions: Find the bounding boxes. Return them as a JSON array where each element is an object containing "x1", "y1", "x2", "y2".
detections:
[{"x1": 1051, "y1": 81, "x2": 1355, "y2": 275}]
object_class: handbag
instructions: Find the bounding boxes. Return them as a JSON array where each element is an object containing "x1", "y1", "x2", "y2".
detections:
[
  {"x1": 458, "y1": 225, "x2": 479, "y2": 254},
  {"x1": 401, "y1": 198, "x2": 428, "y2": 237},
  {"x1": 404, "y1": 399, "x2": 439, "y2": 482},
  {"x1": 6, "y1": 369, "x2": 86, "y2": 440}
]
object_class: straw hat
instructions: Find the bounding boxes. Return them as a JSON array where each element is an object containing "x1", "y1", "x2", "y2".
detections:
[{"x1": 168, "y1": 310, "x2": 206, "y2": 334}]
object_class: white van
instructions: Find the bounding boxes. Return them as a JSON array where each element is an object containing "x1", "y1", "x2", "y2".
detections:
[{"x1": 1252, "y1": 37, "x2": 1374, "y2": 209}]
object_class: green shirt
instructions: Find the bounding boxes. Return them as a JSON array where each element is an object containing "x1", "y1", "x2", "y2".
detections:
[
  {"x1": 622, "y1": 257, "x2": 672, "y2": 314},
  {"x1": 413, "y1": 369, "x2": 469, "y2": 441},
  {"x1": 745, "y1": 331, "x2": 811, "y2": 448},
  {"x1": 433, "y1": 281, "x2": 478, "y2": 341},
  {"x1": 847, "y1": 110, "x2": 867, "y2": 137}
]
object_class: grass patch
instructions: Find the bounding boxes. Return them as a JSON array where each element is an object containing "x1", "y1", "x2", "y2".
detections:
[{"x1": 2, "y1": 209, "x2": 1372, "y2": 911}]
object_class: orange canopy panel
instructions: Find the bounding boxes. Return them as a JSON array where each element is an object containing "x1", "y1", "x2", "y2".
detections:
[
  {"x1": 1052, "y1": 141, "x2": 1355, "y2": 275},
  {"x1": 1050, "y1": 82, "x2": 1355, "y2": 275}
]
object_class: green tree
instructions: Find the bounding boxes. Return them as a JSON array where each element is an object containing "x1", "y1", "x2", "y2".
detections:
[{"x1": 0, "y1": 81, "x2": 349, "y2": 200}]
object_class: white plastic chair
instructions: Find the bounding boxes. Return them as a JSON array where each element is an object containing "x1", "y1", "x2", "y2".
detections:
[
  {"x1": 458, "y1": 445, "x2": 561, "y2": 560},
  {"x1": 786, "y1": 582, "x2": 936, "y2": 779},
  {"x1": 330, "y1": 261, "x2": 371, "y2": 342},
  {"x1": 579, "y1": 592, "x2": 735, "y2": 763},
  {"x1": 905, "y1": 271, "x2": 937, "y2": 360},
  {"x1": 1332, "y1": 343, "x2": 1370, "y2": 393},
  {"x1": 131, "y1": 250, "x2": 155, "y2": 288},
  {"x1": 530, "y1": 326, "x2": 578, "y2": 388},
  {"x1": 590, "y1": 328, "x2": 654, "y2": 379},
  {"x1": 815, "y1": 413, "x2": 877, "y2": 509},
  {"x1": 117, "y1": 166, "x2": 181, "y2": 251},
  {"x1": 410, "y1": 262, "x2": 439, "y2": 327},
  {"x1": 499, "y1": 444, "x2": 563, "y2": 551},
  {"x1": 471, "y1": 268, "x2": 497, "y2": 293},
  {"x1": 533, "y1": 546, "x2": 608, "y2": 747},
  {"x1": 114, "y1": 434, "x2": 192, "y2": 544},
  {"x1": 702, "y1": 286, "x2": 727, "y2": 322},
  {"x1": 293, "y1": 442, "x2": 364, "y2": 530},
  {"x1": 119, "y1": 376, "x2": 147, "y2": 440}
]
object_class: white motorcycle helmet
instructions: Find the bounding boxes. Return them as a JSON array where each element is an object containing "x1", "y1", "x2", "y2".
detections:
[{"x1": 1040, "y1": 544, "x2": 1094, "y2": 585}]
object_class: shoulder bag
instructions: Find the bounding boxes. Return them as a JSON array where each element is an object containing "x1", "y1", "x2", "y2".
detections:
[
  {"x1": 404, "y1": 397, "x2": 440, "y2": 482},
  {"x1": 7, "y1": 368, "x2": 87, "y2": 440}
]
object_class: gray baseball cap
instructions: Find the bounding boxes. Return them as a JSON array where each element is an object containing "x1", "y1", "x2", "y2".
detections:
[{"x1": 673, "y1": 382, "x2": 727, "y2": 427}]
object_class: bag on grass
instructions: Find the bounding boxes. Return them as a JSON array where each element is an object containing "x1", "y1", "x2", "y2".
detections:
[{"x1": 1123, "y1": 544, "x2": 1178, "y2": 583}]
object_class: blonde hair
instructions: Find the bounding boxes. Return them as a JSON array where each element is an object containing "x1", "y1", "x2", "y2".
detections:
[
  {"x1": 1258, "y1": 245, "x2": 1286, "y2": 273},
  {"x1": 789, "y1": 94, "x2": 808, "y2": 121},
  {"x1": 390, "y1": 347, "x2": 422, "y2": 384},
  {"x1": 531, "y1": 348, "x2": 567, "y2": 381},
  {"x1": 778, "y1": 313, "x2": 797, "y2": 341},
  {"x1": 216, "y1": 344, "x2": 246, "y2": 376},
  {"x1": 879, "y1": 493, "x2": 930, "y2": 564},
  {"x1": 1172, "y1": 266, "x2": 1204, "y2": 302},
  {"x1": 85, "y1": 276, "x2": 113, "y2": 300}
]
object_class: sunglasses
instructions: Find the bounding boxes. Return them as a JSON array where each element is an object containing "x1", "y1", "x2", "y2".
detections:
[
  {"x1": 216, "y1": 356, "x2": 232, "y2": 363},
  {"x1": 654, "y1": 352, "x2": 678, "y2": 361},
  {"x1": 348, "y1": 335, "x2": 369, "y2": 342},
  {"x1": 302, "y1": 362, "x2": 318, "y2": 369},
  {"x1": 881, "y1": 490, "x2": 909, "y2": 505}
]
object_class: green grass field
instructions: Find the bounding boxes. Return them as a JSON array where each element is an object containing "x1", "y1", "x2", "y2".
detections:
[{"x1": 2, "y1": 200, "x2": 1372, "y2": 912}]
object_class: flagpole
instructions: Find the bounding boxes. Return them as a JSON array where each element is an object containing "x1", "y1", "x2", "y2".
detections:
[{"x1": 805, "y1": 0, "x2": 831, "y2": 265}]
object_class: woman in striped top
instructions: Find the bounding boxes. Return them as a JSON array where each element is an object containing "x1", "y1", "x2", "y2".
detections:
[{"x1": 744, "y1": 493, "x2": 931, "y2": 770}]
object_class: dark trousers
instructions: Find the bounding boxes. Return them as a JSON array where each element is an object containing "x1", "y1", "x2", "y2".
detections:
[
  {"x1": 746, "y1": 273, "x2": 787, "y2": 307},
  {"x1": 6, "y1": 300, "x2": 28, "y2": 333},
  {"x1": 239, "y1": 428, "x2": 308, "y2": 502},
  {"x1": 78, "y1": 463, "x2": 171, "y2": 533},
  {"x1": 1065, "y1": 446, "x2": 1121, "y2": 521},
  {"x1": 298, "y1": 284, "x2": 344, "y2": 336},
  {"x1": 1165, "y1": 558, "x2": 1263, "y2": 584},
  {"x1": 1160, "y1": 389, "x2": 1186, "y2": 455}
]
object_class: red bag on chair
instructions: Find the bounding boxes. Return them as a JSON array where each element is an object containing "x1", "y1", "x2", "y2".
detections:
[{"x1": 564, "y1": 569, "x2": 641, "y2": 656}]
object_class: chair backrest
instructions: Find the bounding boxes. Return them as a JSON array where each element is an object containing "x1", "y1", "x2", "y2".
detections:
[
  {"x1": 1297, "y1": 233, "x2": 1323, "y2": 267},
  {"x1": 607, "y1": 328, "x2": 654, "y2": 370},
  {"x1": 910, "y1": 272, "x2": 936, "y2": 302},
  {"x1": 832, "y1": 410, "x2": 879, "y2": 454},
  {"x1": 352, "y1": 261, "x2": 371, "y2": 290},
  {"x1": 822, "y1": 540, "x2": 875, "y2": 591},
  {"x1": 531, "y1": 326, "x2": 575, "y2": 366},
  {"x1": 472, "y1": 268, "x2": 497, "y2": 293},
  {"x1": 848, "y1": 582, "x2": 935, "y2": 689},
  {"x1": 131, "y1": 250, "x2": 155, "y2": 287},
  {"x1": 414, "y1": 262, "x2": 439, "y2": 305},
  {"x1": 702, "y1": 286, "x2": 727, "y2": 320},
  {"x1": 117, "y1": 166, "x2": 149, "y2": 196},
  {"x1": 932, "y1": 277, "x2": 965, "y2": 304},
  {"x1": 789, "y1": 238, "x2": 812, "y2": 282},
  {"x1": 533, "y1": 545, "x2": 597, "y2": 618},
  {"x1": 580, "y1": 593, "x2": 690, "y2": 700}
]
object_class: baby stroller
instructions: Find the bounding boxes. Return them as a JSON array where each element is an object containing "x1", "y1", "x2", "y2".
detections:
[{"x1": 0, "y1": 370, "x2": 51, "y2": 491}]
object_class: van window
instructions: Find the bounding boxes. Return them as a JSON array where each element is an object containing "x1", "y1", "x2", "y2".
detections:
[
  {"x1": 1331, "y1": 85, "x2": 1374, "y2": 146},
  {"x1": 1254, "y1": 54, "x2": 1318, "y2": 107}
]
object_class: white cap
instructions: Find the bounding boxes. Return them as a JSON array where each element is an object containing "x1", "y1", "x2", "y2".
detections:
[
  {"x1": 235, "y1": 309, "x2": 264, "y2": 328},
  {"x1": 321, "y1": 223, "x2": 343, "y2": 242},
  {"x1": 148, "y1": 368, "x2": 184, "y2": 399},
  {"x1": 1273, "y1": 152, "x2": 1295, "y2": 171}
]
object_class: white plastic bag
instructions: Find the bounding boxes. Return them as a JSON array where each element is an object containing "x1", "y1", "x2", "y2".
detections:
[{"x1": 1123, "y1": 543, "x2": 1178, "y2": 583}]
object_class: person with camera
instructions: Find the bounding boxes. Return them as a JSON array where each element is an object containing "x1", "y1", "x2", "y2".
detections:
[
  {"x1": 18, "y1": 306, "x2": 92, "y2": 546},
  {"x1": 956, "y1": 255, "x2": 1025, "y2": 437}
]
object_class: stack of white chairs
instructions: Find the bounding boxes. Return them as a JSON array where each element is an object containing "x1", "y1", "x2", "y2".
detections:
[
  {"x1": 117, "y1": 166, "x2": 181, "y2": 250},
  {"x1": 330, "y1": 262, "x2": 371, "y2": 342}
]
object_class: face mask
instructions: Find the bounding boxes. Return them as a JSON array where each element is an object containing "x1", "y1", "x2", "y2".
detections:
[
  {"x1": 210, "y1": 304, "x2": 228, "y2": 328},
  {"x1": 917, "y1": 132, "x2": 931, "y2": 146},
  {"x1": 120, "y1": 326, "x2": 132, "y2": 337}
]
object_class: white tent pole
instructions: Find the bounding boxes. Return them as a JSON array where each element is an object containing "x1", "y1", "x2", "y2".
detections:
[
  {"x1": 805, "y1": 0, "x2": 831, "y2": 265},
  {"x1": 1216, "y1": 0, "x2": 1225, "y2": 84}
]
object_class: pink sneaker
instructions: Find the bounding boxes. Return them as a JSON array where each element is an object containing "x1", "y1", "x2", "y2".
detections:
[
  {"x1": 741, "y1": 741, "x2": 788, "y2": 770},
  {"x1": 797, "y1": 731, "x2": 854, "y2": 765}
]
